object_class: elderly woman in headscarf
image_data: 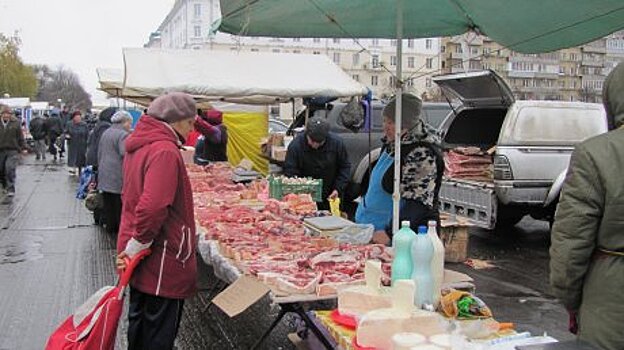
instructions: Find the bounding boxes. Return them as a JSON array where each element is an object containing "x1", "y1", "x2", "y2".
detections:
[
  {"x1": 355, "y1": 93, "x2": 444, "y2": 245},
  {"x1": 97, "y1": 110, "x2": 133, "y2": 236},
  {"x1": 550, "y1": 62, "x2": 624, "y2": 350}
]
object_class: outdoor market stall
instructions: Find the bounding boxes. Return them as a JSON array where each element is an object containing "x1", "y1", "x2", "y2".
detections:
[{"x1": 189, "y1": 163, "x2": 477, "y2": 350}]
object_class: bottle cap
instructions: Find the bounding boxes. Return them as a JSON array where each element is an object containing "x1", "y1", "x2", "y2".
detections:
[
  {"x1": 401, "y1": 220, "x2": 410, "y2": 228},
  {"x1": 417, "y1": 226, "x2": 427, "y2": 234},
  {"x1": 428, "y1": 220, "x2": 437, "y2": 227}
]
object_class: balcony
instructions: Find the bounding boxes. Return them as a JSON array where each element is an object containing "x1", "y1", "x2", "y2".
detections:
[
  {"x1": 582, "y1": 45, "x2": 607, "y2": 54},
  {"x1": 581, "y1": 60, "x2": 604, "y2": 67},
  {"x1": 507, "y1": 70, "x2": 558, "y2": 79}
]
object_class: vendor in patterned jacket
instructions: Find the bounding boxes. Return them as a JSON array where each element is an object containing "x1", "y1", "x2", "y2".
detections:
[{"x1": 355, "y1": 93, "x2": 444, "y2": 245}]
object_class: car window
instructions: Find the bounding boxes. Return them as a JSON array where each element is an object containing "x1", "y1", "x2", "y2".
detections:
[
  {"x1": 269, "y1": 120, "x2": 288, "y2": 133},
  {"x1": 422, "y1": 105, "x2": 452, "y2": 130},
  {"x1": 511, "y1": 106, "x2": 606, "y2": 145}
]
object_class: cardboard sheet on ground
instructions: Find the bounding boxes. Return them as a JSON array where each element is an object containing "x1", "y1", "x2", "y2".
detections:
[
  {"x1": 212, "y1": 275, "x2": 270, "y2": 317},
  {"x1": 223, "y1": 112, "x2": 268, "y2": 175}
]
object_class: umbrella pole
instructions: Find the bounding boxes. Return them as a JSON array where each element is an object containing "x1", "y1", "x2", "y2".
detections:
[{"x1": 392, "y1": 0, "x2": 403, "y2": 235}]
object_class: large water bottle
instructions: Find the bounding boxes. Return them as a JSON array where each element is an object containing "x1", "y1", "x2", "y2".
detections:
[
  {"x1": 428, "y1": 220, "x2": 446, "y2": 307},
  {"x1": 391, "y1": 221, "x2": 416, "y2": 284},
  {"x1": 411, "y1": 225, "x2": 434, "y2": 307}
]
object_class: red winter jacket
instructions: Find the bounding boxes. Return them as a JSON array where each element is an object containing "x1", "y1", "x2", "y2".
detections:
[{"x1": 117, "y1": 115, "x2": 197, "y2": 299}]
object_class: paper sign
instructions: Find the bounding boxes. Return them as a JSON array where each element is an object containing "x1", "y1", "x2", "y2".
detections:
[{"x1": 212, "y1": 275, "x2": 270, "y2": 317}]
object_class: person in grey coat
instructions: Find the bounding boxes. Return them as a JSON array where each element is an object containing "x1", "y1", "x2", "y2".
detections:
[
  {"x1": 65, "y1": 111, "x2": 89, "y2": 175},
  {"x1": 97, "y1": 111, "x2": 132, "y2": 235}
]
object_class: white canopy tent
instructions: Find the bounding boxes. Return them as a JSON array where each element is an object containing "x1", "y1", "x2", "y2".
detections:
[
  {"x1": 96, "y1": 68, "x2": 154, "y2": 106},
  {"x1": 121, "y1": 48, "x2": 368, "y2": 105}
]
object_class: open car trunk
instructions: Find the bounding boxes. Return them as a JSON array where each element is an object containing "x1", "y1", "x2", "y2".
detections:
[{"x1": 434, "y1": 70, "x2": 514, "y2": 183}]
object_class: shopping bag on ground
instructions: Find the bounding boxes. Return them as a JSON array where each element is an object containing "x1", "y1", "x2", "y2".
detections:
[{"x1": 45, "y1": 249, "x2": 151, "y2": 350}]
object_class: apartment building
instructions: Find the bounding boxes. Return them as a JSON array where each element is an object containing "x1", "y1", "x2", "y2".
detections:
[
  {"x1": 440, "y1": 33, "x2": 619, "y2": 103},
  {"x1": 145, "y1": 0, "x2": 441, "y2": 100}
]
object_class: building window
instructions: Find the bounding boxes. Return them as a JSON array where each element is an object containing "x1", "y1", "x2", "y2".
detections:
[
  {"x1": 353, "y1": 53, "x2": 360, "y2": 66},
  {"x1": 426, "y1": 78, "x2": 432, "y2": 88},
  {"x1": 352, "y1": 74, "x2": 360, "y2": 82},
  {"x1": 441, "y1": 61, "x2": 446, "y2": 69},
  {"x1": 333, "y1": 52, "x2": 341, "y2": 64},
  {"x1": 441, "y1": 45, "x2": 446, "y2": 53},
  {"x1": 371, "y1": 75, "x2": 378, "y2": 86},
  {"x1": 293, "y1": 50, "x2": 301, "y2": 54},
  {"x1": 455, "y1": 45, "x2": 463, "y2": 54},
  {"x1": 372, "y1": 39, "x2": 379, "y2": 46},
  {"x1": 251, "y1": 48, "x2": 260, "y2": 52},
  {"x1": 372, "y1": 55, "x2": 380, "y2": 68},
  {"x1": 408, "y1": 39, "x2": 414, "y2": 48},
  {"x1": 294, "y1": 37, "x2": 301, "y2": 42},
  {"x1": 471, "y1": 46, "x2": 479, "y2": 55},
  {"x1": 426, "y1": 58, "x2": 433, "y2": 69},
  {"x1": 389, "y1": 76, "x2": 396, "y2": 86},
  {"x1": 194, "y1": 26, "x2": 201, "y2": 37},
  {"x1": 391, "y1": 40, "x2": 397, "y2": 46},
  {"x1": 408, "y1": 57, "x2": 415, "y2": 68},
  {"x1": 426, "y1": 39, "x2": 432, "y2": 49},
  {"x1": 406, "y1": 78, "x2": 414, "y2": 87},
  {"x1": 272, "y1": 49, "x2": 281, "y2": 53},
  {"x1": 313, "y1": 38, "x2": 320, "y2": 43},
  {"x1": 194, "y1": 3, "x2": 201, "y2": 18},
  {"x1": 391, "y1": 56, "x2": 397, "y2": 66},
  {"x1": 333, "y1": 38, "x2": 340, "y2": 44}
]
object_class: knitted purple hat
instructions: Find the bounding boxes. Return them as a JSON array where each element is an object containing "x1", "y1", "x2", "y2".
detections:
[{"x1": 147, "y1": 92, "x2": 196, "y2": 123}]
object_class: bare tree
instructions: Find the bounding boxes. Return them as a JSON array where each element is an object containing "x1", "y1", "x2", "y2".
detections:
[{"x1": 32, "y1": 65, "x2": 92, "y2": 111}]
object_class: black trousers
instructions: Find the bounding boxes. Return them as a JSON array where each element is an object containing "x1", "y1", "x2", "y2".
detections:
[
  {"x1": 128, "y1": 288, "x2": 185, "y2": 350},
  {"x1": 101, "y1": 191, "x2": 122, "y2": 235}
]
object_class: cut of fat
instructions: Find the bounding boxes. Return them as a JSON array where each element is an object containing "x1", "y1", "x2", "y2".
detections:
[
  {"x1": 392, "y1": 332, "x2": 426, "y2": 350},
  {"x1": 338, "y1": 260, "x2": 392, "y2": 317},
  {"x1": 409, "y1": 345, "x2": 443, "y2": 350},
  {"x1": 357, "y1": 280, "x2": 447, "y2": 350}
]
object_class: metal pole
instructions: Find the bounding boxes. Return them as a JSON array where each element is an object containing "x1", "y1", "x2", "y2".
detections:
[{"x1": 392, "y1": 0, "x2": 403, "y2": 235}]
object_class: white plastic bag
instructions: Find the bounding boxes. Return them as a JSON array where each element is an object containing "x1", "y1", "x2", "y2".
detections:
[{"x1": 332, "y1": 224, "x2": 375, "y2": 245}]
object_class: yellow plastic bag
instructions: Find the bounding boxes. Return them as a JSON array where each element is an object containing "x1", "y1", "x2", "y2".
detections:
[
  {"x1": 329, "y1": 197, "x2": 341, "y2": 217},
  {"x1": 223, "y1": 112, "x2": 269, "y2": 175}
]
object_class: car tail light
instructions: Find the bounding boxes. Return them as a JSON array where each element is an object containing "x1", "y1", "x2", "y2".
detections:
[{"x1": 494, "y1": 155, "x2": 514, "y2": 180}]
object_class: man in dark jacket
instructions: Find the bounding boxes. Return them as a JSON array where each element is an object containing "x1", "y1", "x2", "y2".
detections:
[
  {"x1": 86, "y1": 107, "x2": 117, "y2": 168},
  {"x1": 46, "y1": 110, "x2": 64, "y2": 161},
  {"x1": 116, "y1": 93, "x2": 197, "y2": 350},
  {"x1": 29, "y1": 113, "x2": 48, "y2": 161},
  {"x1": 284, "y1": 116, "x2": 351, "y2": 210},
  {"x1": 0, "y1": 105, "x2": 26, "y2": 196}
]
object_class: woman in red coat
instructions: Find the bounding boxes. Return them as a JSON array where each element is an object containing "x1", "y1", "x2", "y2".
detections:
[{"x1": 116, "y1": 92, "x2": 197, "y2": 350}]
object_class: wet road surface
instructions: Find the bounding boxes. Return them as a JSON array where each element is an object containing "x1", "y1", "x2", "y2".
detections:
[{"x1": 0, "y1": 156, "x2": 572, "y2": 349}]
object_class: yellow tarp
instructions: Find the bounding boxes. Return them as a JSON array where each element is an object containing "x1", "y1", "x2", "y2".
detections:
[{"x1": 223, "y1": 112, "x2": 268, "y2": 175}]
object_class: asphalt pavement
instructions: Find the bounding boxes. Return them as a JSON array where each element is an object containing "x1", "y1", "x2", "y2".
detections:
[{"x1": 0, "y1": 155, "x2": 573, "y2": 350}]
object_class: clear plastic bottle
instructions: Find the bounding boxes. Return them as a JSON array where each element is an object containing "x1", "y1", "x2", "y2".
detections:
[
  {"x1": 411, "y1": 225, "x2": 434, "y2": 307},
  {"x1": 391, "y1": 221, "x2": 416, "y2": 284},
  {"x1": 427, "y1": 220, "x2": 445, "y2": 307}
]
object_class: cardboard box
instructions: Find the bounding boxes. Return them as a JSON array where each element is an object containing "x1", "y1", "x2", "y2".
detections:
[
  {"x1": 271, "y1": 146, "x2": 288, "y2": 162},
  {"x1": 440, "y1": 224, "x2": 469, "y2": 263}
]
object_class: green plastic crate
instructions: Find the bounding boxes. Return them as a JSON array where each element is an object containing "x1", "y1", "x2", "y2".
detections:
[{"x1": 269, "y1": 177, "x2": 323, "y2": 202}]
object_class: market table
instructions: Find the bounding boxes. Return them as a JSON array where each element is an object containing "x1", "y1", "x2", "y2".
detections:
[
  {"x1": 197, "y1": 233, "x2": 476, "y2": 350},
  {"x1": 197, "y1": 234, "x2": 338, "y2": 349}
]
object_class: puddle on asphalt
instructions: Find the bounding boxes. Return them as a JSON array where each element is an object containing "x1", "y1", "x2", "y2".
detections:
[{"x1": 0, "y1": 235, "x2": 44, "y2": 264}]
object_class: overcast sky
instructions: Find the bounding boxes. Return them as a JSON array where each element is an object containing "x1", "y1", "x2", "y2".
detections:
[{"x1": 0, "y1": 0, "x2": 175, "y2": 106}]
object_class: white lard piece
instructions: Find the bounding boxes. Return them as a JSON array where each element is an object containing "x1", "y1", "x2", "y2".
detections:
[
  {"x1": 338, "y1": 260, "x2": 392, "y2": 318},
  {"x1": 357, "y1": 280, "x2": 447, "y2": 350}
]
